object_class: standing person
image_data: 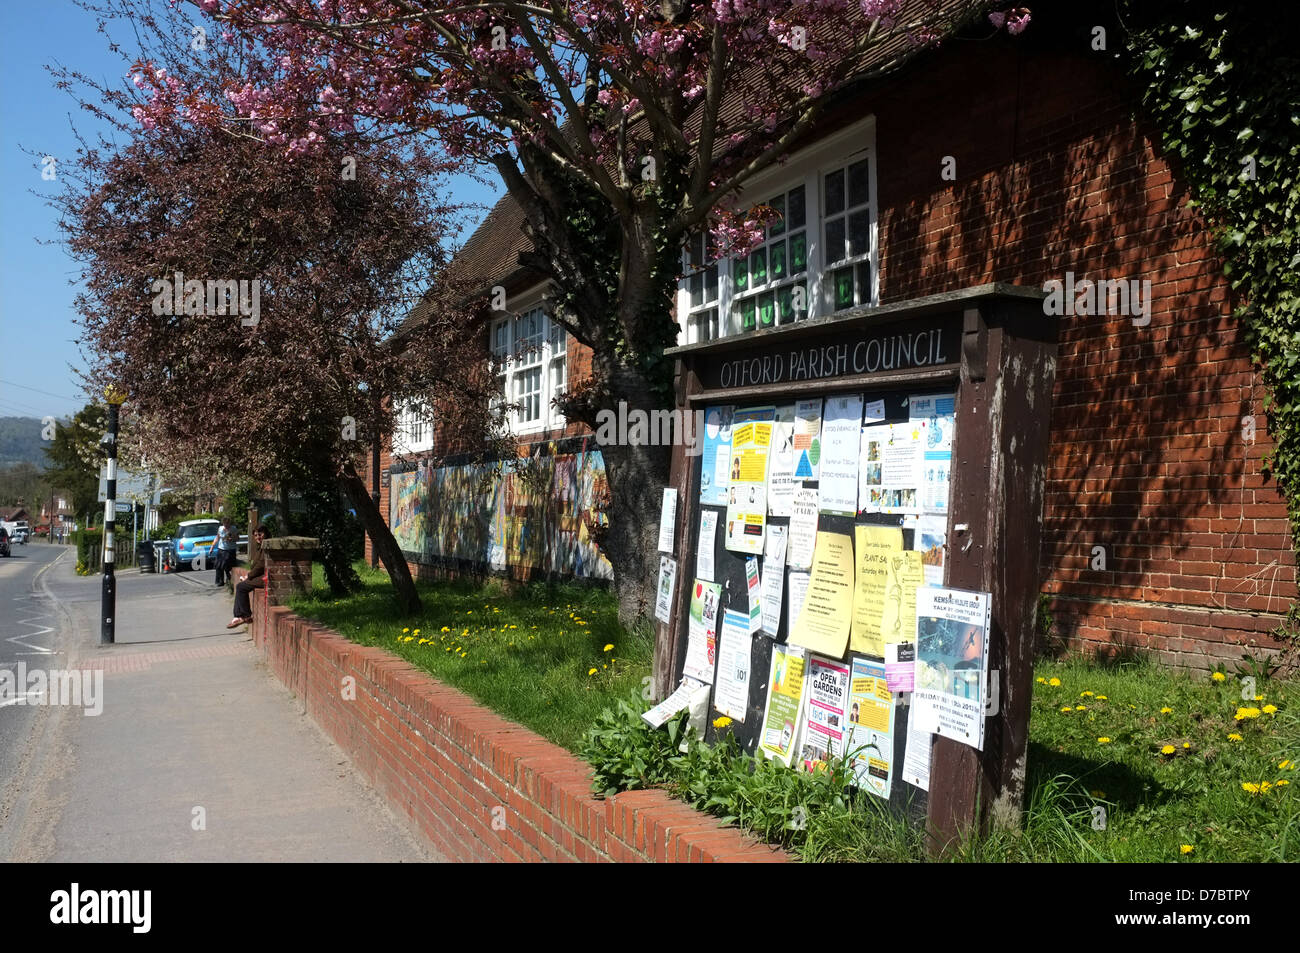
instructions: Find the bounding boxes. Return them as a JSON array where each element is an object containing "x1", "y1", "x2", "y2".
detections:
[
  {"x1": 208, "y1": 517, "x2": 238, "y2": 586},
  {"x1": 227, "y1": 524, "x2": 268, "y2": 627}
]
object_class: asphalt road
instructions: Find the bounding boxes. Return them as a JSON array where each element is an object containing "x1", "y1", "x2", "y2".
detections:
[{"x1": 0, "y1": 543, "x2": 67, "y2": 809}]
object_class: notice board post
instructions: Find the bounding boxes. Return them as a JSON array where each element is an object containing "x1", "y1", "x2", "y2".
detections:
[{"x1": 660, "y1": 283, "x2": 1057, "y2": 847}]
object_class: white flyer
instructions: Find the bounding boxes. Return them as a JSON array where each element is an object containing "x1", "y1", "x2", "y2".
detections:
[
  {"x1": 902, "y1": 709, "x2": 932, "y2": 791},
  {"x1": 863, "y1": 398, "x2": 886, "y2": 422},
  {"x1": 697, "y1": 509, "x2": 718, "y2": 582},
  {"x1": 915, "y1": 512, "x2": 947, "y2": 586},
  {"x1": 714, "y1": 609, "x2": 753, "y2": 722},
  {"x1": 657, "y1": 487, "x2": 677, "y2": 553},
  {"x1": 684, "y1": 580, "x2": 721, "y2": 684},
  {"x1": 787, "y1": 570, "x2": 812, "y2": 630},
  {"x1": 792, "y1": 399, "x2": 822, "y2": 481},
  {"x1": 818, "y1": 393, "x2": 864, "y2": 515},
  {"x1": 654, "y1": 556, "x2": 678, "y2": 624},
  {"x1": 759, "y1": 525, "x2": 788, "y2": 636},
  {"x1": 642, "y1": 676, "x2": 710, "y2": 728},
  {"x1": 746, "y1": 556, "x2": 762, "y2": 634},
  {"x1": 910, "y1": 393, "x2": 956, "y2": 514},
  {"x1": 787, "y1": 483, "x2": 819, "y2": 571},
  {"x1": 767, "y1": 404, "x2": 796, "y2": 517}
]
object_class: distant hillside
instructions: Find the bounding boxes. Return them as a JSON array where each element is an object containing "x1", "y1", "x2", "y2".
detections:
[{"x1": 0, "y1": 417, "x2": 51, "y2": 468}]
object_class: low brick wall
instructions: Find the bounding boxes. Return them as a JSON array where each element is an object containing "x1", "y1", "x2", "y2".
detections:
[{"x1": 249, "y1": 602, "x2": 791, "y2": 863}]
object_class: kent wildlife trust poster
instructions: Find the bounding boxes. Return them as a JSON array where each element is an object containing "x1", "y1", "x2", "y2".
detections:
[{"x1": 913, "y1": 587, "x2": 991, "y2": 750}]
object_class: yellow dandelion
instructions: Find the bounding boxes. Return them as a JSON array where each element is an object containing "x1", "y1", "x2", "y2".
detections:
[
  {"x1": 1075, "y1": 705, "x2": 1087, "y2": 711},
  {"x1": 1060, "y1": 706, "x2": 1073, "y2": 714},
  {"x1": 1036, "y1": 676, "x2": 1047, "y2": 684},
  {"x1": 1048, "y1": 677, "x2": 1061, "y2": 687},
  {"x1": 441, "y1": 626, "x2": 450, "y2": 632},
  {"x1": 402, "y1": 628, "x2": 410, "y2": 634},
  {"x1": 1263, "y1": 704, "x2": 1279, "y2": 715},
  {"x1": 1097, "y1": 695, "x2": 1108, "y2": 701},
  {"x1": 712, "y1": 716, "x2": 733, "y2": 729},
  {"x1": 1254, "y1": 695, "x2": 1264, "y2": 701},
  {"x1": 1279, "y1": 760, "x2": 1295, "y2": 770},
  {"x1": 603, "y1": 644, "x2": 614, "y2": 652},
  {"x1": 588, "y1": 667, "x2": 597, "y2": 676},
  {"x1": 1097, "y1": 737, "x2": 1112, "y2": 744},
  {"x1": 1235, "y1": 707, "x2": 1262, "y2": 720},
  {"x1": 1081, "y1": 691, "x2": 1094, "y2": 698},
  {"x1": 1242, "y1": 782, "x2": 1262, "y2": 794},
  {"x1": 1276, "y1": 779, "x2": 1290, "y2": 787},
  {"x1": 1161, "y1": 745, "x2": 1176, "y2": 755},
  {"x1": 1182, "y1": 742, "x2": 1190, "y2": 749},
  {"x1": 1261, "y1": 781, "x2": 1275, "y2": 792},
  {"x1": 1180, "y1": 844, "x2": 1194, "y2": 855},
  {"x1": 1228, "y1": 733, "x2": 1243, "y2": 742},
  {"x1": 1160, "y1": 707, "x2": 1173, "y2": 714},
  {"x1": 1211, "y1": 672, "x2": 1226, "y2": 682},
  {"x1": 413, "y1": 629, "x2": 420, "y2": 636}
]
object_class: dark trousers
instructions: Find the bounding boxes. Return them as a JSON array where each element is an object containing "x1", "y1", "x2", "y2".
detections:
[
  {"x1": 214, "y1": 549, "x2": 236, "y2": 585},
  {"x1": 234, "y1": 576, "x2": 264, "y2": 619}
]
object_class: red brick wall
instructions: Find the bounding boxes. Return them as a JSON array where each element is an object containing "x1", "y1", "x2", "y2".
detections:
[{"x1": 251, "y1": 602, "x2": 791, "y2": 863}]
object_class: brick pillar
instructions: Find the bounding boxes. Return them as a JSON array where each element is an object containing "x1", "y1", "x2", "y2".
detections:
[{"x1": 262, "y1": 536, "x2": 319, "y2": 606}]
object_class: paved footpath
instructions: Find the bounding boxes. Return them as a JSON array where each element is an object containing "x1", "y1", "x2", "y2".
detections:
[{"x1": 1, "y1": 551, "x2": 439, "y2": 862}]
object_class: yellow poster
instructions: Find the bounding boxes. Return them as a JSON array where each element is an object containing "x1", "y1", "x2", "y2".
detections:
[
  {"x1": 725, "y1": 410, "x2": 774, "y2": 554},
  {"x1": 789, "y1": 531, "x2": 854, "y2": 658},
  {"x1": 881, "y1": 550, "x2": 925, "y2": 645},
  {"x1": 850, "y1": 525, "x2": 903, "y2": 657}
]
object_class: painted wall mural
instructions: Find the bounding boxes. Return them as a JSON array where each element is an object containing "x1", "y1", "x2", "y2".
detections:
[{"x1": 390, "y1": 446, "x2": 612, "y2": 580}]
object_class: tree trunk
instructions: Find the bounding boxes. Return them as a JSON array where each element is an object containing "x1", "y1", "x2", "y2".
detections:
[
  {"x1": 341, "y1": 463, "x2": 422, "y2": 615},
  {"x1": 273, "y1": 483, "x2": 291, "y2": 536}
]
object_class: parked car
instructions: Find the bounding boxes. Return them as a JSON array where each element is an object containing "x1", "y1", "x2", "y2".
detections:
[
  {"x1": 163, "y1": 518, "x2": 222, "y2": 571},
  {"x1": 0, "y1": 528, "x2": 10, "y2": 558}
]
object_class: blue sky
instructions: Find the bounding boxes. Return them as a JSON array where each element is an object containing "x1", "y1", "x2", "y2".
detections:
[{"x1": 0, "y1": 0, "x2": 499, "y2": 423}]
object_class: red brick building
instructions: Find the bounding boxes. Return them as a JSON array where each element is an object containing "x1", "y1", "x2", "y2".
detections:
[{"x1": 369, "y1": 10, "x2": 1295, "y2": 668}]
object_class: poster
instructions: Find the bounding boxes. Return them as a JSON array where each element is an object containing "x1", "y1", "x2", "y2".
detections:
[
  {"x1": 654, "y1": 556, "x2": 678, "y2": 624},
  {"x1": 745, "y1": 556, "x2": 762, "y2": 634},
  {"x1": 799, "y1": 654, "x2": 851, "y2": 772},
  {"x1": 845, "y1": 657, "x2": 895, "y2": 799},
  {"x1": 683, "y1": 580, "x2": 722, "y2": 684},
  {"x1": 767, "y1": 404, "x2": 796, "y2": 517},
  {"x1": 758, "y1": 642, "x2": 806, "y2": 766},
  {"x1": 789, "y1": 530, "x2": 854, "y2": 659},
  {"x1": 882, "y1": 550, "x2": 925, "y2": 646},
  {"x1": 787, "y1": 570, "x2": 811, "y2": 631},
  {"x1": 714, "y1": 609, "x2": 753, "y2": 722},
  {"x1": 861, "y1": 420, "x2": 922, "y2": 515},
  {"x1": 787, "y1": 483, "x2": 819, "y2": 571},
  {"x1": 818, "y1": 394, "x2": 864, "y2": 515},
  {"x1": 910, "y1": 394, "x2": 955, "y2": 514},
  {"x1": 759, "y1": 526, "x2": 788, "y2": 636},
  {"x1": 850, "y1": 525, "x2": 903, "y2": 657},
  {"x1": 657, "y1": 487, "x2": 677, "y2": 553},
  {"x1": 697, "y1": 509, "x2": 718, "y2": 582},
  {"x1": 792, "y1": 399, "x2": 822, "y2": 481},
  {"x1": 915, "y1": 513, "x2": 947, "y2": 586},
  {"x1": 885, "y1": 640, "x2": 915, "y2": 692},
  {"x1": 902, "y1": 708, "x2": 931, "y2": 791},
  {"x1": 863, "y1": 398, "x2": 886, "y2": 422},
  {"x1": 725, "y1": 407, "x2": 775, "y2": 554},
  {"x1": 643, "y1": 676, "x2": 710, "y2": 728},
  {"x1": 698, "y1": 406, "x2": 734, "y2": 506},
  {"x1": 914, "y1": 587, "x2": 992, "y2": 750}
]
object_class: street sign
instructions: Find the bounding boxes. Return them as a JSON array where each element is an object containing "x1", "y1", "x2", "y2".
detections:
[
  {"x1": 98, "y1": 467, "x2": 155, "y2": 503},
  {"x1": 114, "y1": 502, "x2": 132, "y2": 513}
]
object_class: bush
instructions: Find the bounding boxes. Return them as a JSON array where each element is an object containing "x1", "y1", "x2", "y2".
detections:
[{"x1": 69, "y1": 529, "x2": 103, "y2": 576}]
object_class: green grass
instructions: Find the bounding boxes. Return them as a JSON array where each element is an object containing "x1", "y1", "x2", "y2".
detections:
[
  {"x1": 288, "y1": 563, "x2": 652, "y2": 753},
  {"x1": 291, "y1": 567, "x2": 1299, "y2": 861}
]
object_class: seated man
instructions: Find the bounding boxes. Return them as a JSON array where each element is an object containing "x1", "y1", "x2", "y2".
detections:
[{"x1": 227, "y1": 524, "x2": 268, "y2": 628}]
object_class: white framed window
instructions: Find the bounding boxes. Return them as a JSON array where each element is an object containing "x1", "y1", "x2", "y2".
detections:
[
  {"x1": 490, "y1": 294, "x2": 569, "y2": 435},
  {"x1": 394, "y1": 400, "x2": 435, "y2": 455},
  {"x1": 675, "y1": 116, "x2": 878, "y2": 342}
]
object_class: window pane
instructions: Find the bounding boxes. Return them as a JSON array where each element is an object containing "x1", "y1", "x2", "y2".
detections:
[
  {"x1": 790, "y1": 231, "x2": 807, "y2": 272},
  {"x1": 778, "y1": 286, "x2": 794, "y2": 325},
  {"x1": 768, "y1": 194, "x2": 786, "y2": 235},
  {"x1": 750, "y1": 246, "x2": 767, "y2": 285},
  {"x1": 849, "y1": 208, "x2": 871, "y2": 258},
  {"x1": 758, "y1": 292, "x2": 775, "y2": 328},
  {"x1": 740, "y1": 297, "x2": 756, "y2": 332},
  {"x1": 733, "y1": 255, "x2": 749, "y2": 293},
  {"x1": 848, "y1": 158, "x2": 870, "y2": 207},
  {"x1": 834, "y1": 267, "x2": 854, "y2": 310},
  {"x1": 825, "y1": 218, "x2": 846, "y2": 265},
  {"x1": 690, "y1": 271, "x2": 703, "y2": 307},
  {"x1": 788, "y1": 185, "x2": 806, "y2": 229},
  {"x1": 856, "y1": 261, "x2": 873, "y2": 305},
  {"x1": 770, "y1": 239, "x2": 787, "y2": 281},
  {"x1": 825, "y1": 168, "x2": 845, "y2": 216},
  {"x1": 704, "y1": 264, "x2": 718, "y2": 303}
]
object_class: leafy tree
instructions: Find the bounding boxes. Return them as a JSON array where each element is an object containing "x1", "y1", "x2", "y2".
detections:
[
  {"x1": 42, "y1": 404, "x2": 108, "y2": 519},
  {"x1": 121, "y1": 0, "x2": 1028, "y2": 623}
]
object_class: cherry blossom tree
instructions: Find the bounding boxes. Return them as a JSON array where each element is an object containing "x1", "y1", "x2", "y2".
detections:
[{"x1": 119, "y1": 0, "x2": 1028, "y2": 622}]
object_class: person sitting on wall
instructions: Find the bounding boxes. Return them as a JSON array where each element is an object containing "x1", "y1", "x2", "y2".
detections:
[{"x1": 227, "y1": 524, "x2": 268, "y2": 628}]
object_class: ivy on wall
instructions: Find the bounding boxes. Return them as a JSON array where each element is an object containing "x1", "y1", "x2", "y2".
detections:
[{"x1": 1124, "y1": 2, "x2": 1300, "y2": 630}]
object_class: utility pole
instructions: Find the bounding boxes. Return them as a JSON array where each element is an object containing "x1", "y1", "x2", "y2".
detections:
[{"x1": 101, "y1": 387, "x2": 126, "y2": 645}]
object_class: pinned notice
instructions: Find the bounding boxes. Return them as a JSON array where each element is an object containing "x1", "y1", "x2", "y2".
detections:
[{"x1": 789, "y1": 530, "x2": 854, "y2": 659}]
